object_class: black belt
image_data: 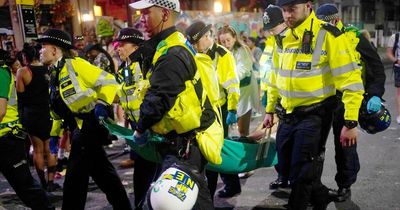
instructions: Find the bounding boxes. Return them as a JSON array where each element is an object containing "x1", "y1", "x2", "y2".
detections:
[{"x1": 276, "y1": 96, "x2": 336, "y2": 123}]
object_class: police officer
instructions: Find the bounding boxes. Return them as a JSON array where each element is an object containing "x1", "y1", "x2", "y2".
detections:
[
  {"x1": 185, "y1": 21, "x2": 240, "y2": 198},
  {"x1": 316, "y1": 3, "x2": 386, "y2": 202},
  {"x1": 37, "y1": 29, "x2": 132, "y2": 210},
  {"x1": 131, "y1": 0, "x2": 221, "y2": 209},
  {"x1": 263, "y1": 0, "x2": 365, "y2": 209},
  {"x1": 260, "y1": 5, "x2": 290, "y2": 190},
  {"x1": 0, "y1": 49, "x2": 54, "y2": 210},
  {"x1": 114, "y1": 27, "x2": 159, "y2": 210}
]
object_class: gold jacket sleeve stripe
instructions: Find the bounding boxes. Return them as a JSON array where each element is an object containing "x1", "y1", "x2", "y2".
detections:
[
  {"x1": 278, "y1": 84, "x2": 335, "y2": 98},
  {"x1": 331, "y1": 62, "x2": 360, "y2": 77}
]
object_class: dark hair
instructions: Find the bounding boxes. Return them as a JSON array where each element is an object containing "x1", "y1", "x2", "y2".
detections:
[
  {"x1": 62, "y1": 48, "x2": 77, "y2": 59},
  {"x1": 97, "y1": 45, "x2": 116, "y2": 74},
  {"x1": 247, "y1": 37, "x2": 258, "y2": 45},
  {"x1": 217, "y1": 25, "x2": 244, "y2": 50},
  {"x1": 19, "y1": 43, "x2": 40, "y2": 64}
]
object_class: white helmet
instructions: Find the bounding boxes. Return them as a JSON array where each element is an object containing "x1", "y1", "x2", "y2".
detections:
[{"x1": 148, "y1": 167, "x2": 199, "y2": 210}]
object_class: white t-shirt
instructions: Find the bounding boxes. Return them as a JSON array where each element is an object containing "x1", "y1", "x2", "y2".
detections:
[{"x1": 387, "y1": 33, "x2": 400, "y2": 67}]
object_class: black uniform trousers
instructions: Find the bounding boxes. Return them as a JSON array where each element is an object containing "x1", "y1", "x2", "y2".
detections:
[
  {"x1": 206, "y1": 103, "x2": 241, "y2": 199},
  {"x1": 332, "y1": 100, "x2": 360, "y2": 188},
  {"x1": 0, "y1": 134, "x2": 54, "y2": 210},
  {"x1": 156, "y1": 137, "x2": 214, "y2": 210},
  {"x1": 133, "y1": 155, "x2": 159, "y2": 210},
  {"x1": 277, "y1": 113, "x2": 331, "y2": 210},
  {"x1": 62, "y1": 115, "x2": 132, "y2": 210}
]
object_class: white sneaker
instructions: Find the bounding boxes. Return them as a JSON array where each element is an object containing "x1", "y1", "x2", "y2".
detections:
[{"x1": 397, "y1": 116, "x2": 400, "y2": 124}]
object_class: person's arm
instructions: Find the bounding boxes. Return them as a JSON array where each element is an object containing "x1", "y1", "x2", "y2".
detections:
[
  {"x1": 357, "y1": 35, "x2": 386, "y2": 98},
  {"x1": 265, "y1": 45, "x2": 279, "y2": 114},
  {"x1": 234, "y1": 47, "x2": 253, "y2": 80},
  {"x1": 73, "y1": 58, "x2": 118, "y2": 105},
  {"x1": 328, "y1": 32, "x2": 364, "y2": 147},
  {"x1": 136, "y1": 46, "x2": 195, "y2": 133},
  {"x1": 0, "y1": 98, "x2": 6, "y2": 122},
  {"x1": 16, "y1": 66, "x2": 32, "y2": 93},
  {"x1": 218, "y1": 49, "x2": 240, "y2": 111},
  {"x1": 386, "y1": 34, "x2": 398, "y2": 63}
]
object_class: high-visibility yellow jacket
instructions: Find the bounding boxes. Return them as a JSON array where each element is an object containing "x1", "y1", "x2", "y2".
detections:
[
  {"x1": 0, "y1": 65, "x2": 21, "y2": 137},
  {"x1": 209, "y1": 43, "x2": 240, "y2": 111},
  {"x1": 117, "y1": 62, "x2": 150, "y2": 122},
  {"x1": 58, "y1": 57, "x2": 118, "y2": 114},
  {"x1": 150, "y1": 31, "x2": 209, "y2": 134},
  {"x1": 259, "y1": 36, "x2": 275, "y2": 92},
  {"x1": 266, "y1": 12, "x2": 364, "y2": 121},
  {"x1": 337, "y1": 21, "x2": 362, "y2": 64}
]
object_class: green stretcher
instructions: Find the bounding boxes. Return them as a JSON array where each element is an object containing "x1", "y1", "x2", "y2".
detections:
[{"x1": 102, "y1": 120, "x2": 277, "y2": 174}]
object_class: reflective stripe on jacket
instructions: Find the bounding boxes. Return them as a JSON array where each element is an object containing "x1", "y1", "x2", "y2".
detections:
[
  {"x1": 212, "y1": 44, "x2": 240, "y2": 111},
  {"x1": 58, "y1": 58, "x2": 118, "y2": 113},
  {"x1": 117, "y1": 62, "x2": 150, "y2": 122},
  {"x1": 0, "y1": 65, "x2": 21, "y2": 137},
  {"x1": 259, "y1": 36, "x2": 275, "y2": 92},
  {"x1": 266, "y1": 12, "x2": 364, "y2": 121}
]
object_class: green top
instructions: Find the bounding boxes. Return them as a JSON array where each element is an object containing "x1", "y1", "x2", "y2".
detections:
[{"x1": 0, "y1": 66, "x2": 11, "y2": 99}]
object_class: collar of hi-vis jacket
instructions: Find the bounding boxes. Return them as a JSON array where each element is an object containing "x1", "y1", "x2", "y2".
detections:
[{"x1": 290, "y1": 11, "x2": 321, "y2": 41}]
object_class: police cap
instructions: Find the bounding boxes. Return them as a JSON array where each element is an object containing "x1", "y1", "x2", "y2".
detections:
[
  {"x1": 316, "y1": 3, "x2": 339, "y2": 22},
  {"x1": 114, "y1": 28, "x2": 145, "y2": 45},
  {"x1": 36, "y1": 29, "x2": 73, "y2": 50},
  {"x1": 277, "y1": 0, "x2": 310, "y2": 7},
  {"x1": 185, "y1": 21, "x2": 212, "y2": 44},
  {"x1": 263, "y1": 5, "x2": 284, "y2": 30}
]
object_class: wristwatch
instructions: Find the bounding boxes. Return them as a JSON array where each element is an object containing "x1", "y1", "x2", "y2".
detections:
[{"x1": 344, "y1": 120, "x2": 358, "y2": 129}]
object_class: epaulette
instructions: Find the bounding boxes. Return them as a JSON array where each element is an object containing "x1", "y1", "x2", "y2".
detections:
[
  {"x1": 321, "y1": 23, "x2": 343, "y2": 37},
  {"x1": 216, "y1": 46, "x2": 227, "y2": 57}
]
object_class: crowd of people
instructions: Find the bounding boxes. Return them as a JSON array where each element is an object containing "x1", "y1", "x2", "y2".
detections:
[{"x1": 0, "y1": 0, "x2": 398, "y2": 209}]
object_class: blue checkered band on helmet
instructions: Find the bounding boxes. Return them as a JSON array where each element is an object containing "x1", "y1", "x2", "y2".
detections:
[
  {"x1": 41, "y1": 35, "x2": 72, "y2": 45},
  {"x1": 263, "y1": 12, "x2": 270, "y2": 24},
  {"x1": 319, "y1": 13, "x2": 340, "y2": 22},
  {"x1": 149, "y1": 0, "x2": 176, "y2": 11},
  {"x1": 121, "y1": 34, "x2": 145, "y2": 41}
]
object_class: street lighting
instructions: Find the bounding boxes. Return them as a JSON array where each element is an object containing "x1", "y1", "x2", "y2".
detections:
[
  {"x1": 82, "y1": 12, "x2": 94, "y2": 22},
  {"x1": 214, "y1": 1, "x2": 223, "y2": 13}
]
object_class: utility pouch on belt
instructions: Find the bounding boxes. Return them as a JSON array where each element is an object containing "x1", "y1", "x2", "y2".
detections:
[
  {"x1": 275, "y1": 102, "x2": 286, "y2": 120},
  {"x1": 10, "y1": 126, "x2": 28, "y2": 140}
]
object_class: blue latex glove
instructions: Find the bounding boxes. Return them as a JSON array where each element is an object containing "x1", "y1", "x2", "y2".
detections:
[
  {"x1": 261, "y1": 92, "x2": 267, "y2": 107},
  {"x1": 367, "y1": 96, "x2": 382, "y2": 113},
  {"x1": 94, "y1": 103, "x2": 109, "y2": 121},
  {"x1": 226, "y1": 111, "x2": 238, "y2": 125},
  {"x1": 133, "y1": 130, "x2": 148, "y2": 147}
]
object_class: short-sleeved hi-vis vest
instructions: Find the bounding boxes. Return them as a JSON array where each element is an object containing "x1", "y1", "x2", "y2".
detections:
[{"x1": 0, "y1": 66, "x2": 22, "y2": 137}]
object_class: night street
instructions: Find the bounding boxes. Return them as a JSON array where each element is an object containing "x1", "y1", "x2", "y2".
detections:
[{"x1": 1, "y1": 62, "x2": 399, "y2": 210}]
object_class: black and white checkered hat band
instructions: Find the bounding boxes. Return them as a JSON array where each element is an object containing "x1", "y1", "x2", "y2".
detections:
[
  {"x1": 41, "y1": 35, "x2": 72, "y2": 45},
  {"x1": 148, "y1": 0, "x2": 177, "y2": 11},
  {"x1": 120, "y1": 34, "x2": 144, "y2": 41},
  {"x1": 319, "y1": 13, "x2": 339, "y2": 22}
]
